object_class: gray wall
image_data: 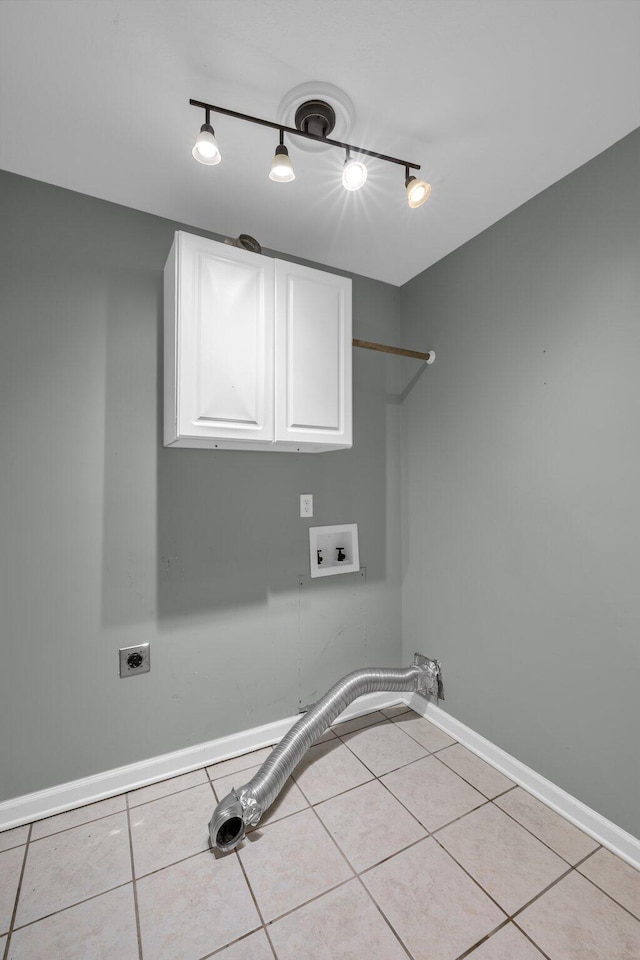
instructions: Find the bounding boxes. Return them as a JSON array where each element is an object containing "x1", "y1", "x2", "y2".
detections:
[
  {"x1": 0, "y1": 170, "x2": 403, "y2": 802},
  {"x1": 401, "y1": 128, "x2": 640, "y2": 837}
]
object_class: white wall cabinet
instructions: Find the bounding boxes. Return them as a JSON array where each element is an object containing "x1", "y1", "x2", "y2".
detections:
[{"x1": 164, "y1": 232, "x2": 352, "y2": 452}]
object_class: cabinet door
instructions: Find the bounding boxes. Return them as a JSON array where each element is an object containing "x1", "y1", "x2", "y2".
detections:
[
  {"x1": 170, "y1": 233, "x2": 274, "y2": 446},
  {"x1": 274, "y1": 261, "x2": 352, "y2": 449}
]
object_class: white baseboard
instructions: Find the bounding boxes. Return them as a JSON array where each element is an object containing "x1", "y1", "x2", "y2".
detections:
[
  {"x1": 5, "y1": 690, "x2": 637, "y2": 872},
  {"x1": 0, "y1": 692, "x2": 400, "y2": 832},
  {"x1": 405, "y1": 694, "x2": 640, "y2": 870}
]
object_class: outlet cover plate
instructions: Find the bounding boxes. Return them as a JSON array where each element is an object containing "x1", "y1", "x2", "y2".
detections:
[
  {"x1": 119, "y1": 643, "x2": 150, "y2": 678},
  {"x1": 309, "y1": 523, "x2": 359, "y2": 578}
]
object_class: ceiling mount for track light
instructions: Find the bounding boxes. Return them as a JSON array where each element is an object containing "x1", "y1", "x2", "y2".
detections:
[
  {"x1": 278, "y1": 82, "x2": 354, "y2": 154},
  {"x1": 294, "y1": 100, "x2": 336, "y2": 139}
]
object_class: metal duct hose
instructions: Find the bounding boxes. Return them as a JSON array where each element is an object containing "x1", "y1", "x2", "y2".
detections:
[{"x1": 209, "y1": 653, "x2": 443, "y2": 852}]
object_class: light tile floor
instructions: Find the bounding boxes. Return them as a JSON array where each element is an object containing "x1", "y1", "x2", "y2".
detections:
[{"x1": 1, "y1": 705, "x2": 639, "y2": 960}]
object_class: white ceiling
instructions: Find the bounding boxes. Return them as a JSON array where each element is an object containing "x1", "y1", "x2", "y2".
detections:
[{"x1": 1, "y1": 0, "x2": 639, "y2": 286}]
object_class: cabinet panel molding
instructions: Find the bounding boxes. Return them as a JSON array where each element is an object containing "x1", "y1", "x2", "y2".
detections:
[
  {"x1": 275, "y1": 261, "x2": 352, "y2": 447},
  {"x1": 165, "y1": 232, "x2": 351, "y2": 452}
]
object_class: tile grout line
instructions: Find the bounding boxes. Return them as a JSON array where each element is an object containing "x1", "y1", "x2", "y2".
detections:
[
  {"x1": 308, "y1": 798, "x2": 360, "y2": 876},
  {"x1": 355, "y1": 873, "x2": 416, "y2": 960},
  {"x1": 23, "y1": 804, "x2": 128, "y2": 843},
  {"x1": 427, "y1": 742, "x2": 459, "y2": 756},
  {"x1": 336, "y1": 727, "x2": 433, "y2": 781},
  {"x1": 364, "y1": 768, "x2": 435, "y2": 838},
  {"x1": 6, "y1": 714, "x2": 638, "y2": 958},
  {"x1": 489, "y1": 783, "x2": 519, "y2": 800},
  {"x1": 207, "y1": 750, "x2": 276, "y2": 785},
  {"x1": 203, "y1": 765, "x2": 218, "y2": 799},
  {"x1": 573, "y1": 854, "x2": 640, "y2": 923},
  {"x1": 428, "y1": 748, "x2": 517, "y2": 801},
  {"x1": 129, "y1": 779, "x2": 212, "y2": 811},
  {"x1": 0, "y1": 714, "x2": 459, "y2": 845},
  {"x1": 388, "y1": 713, "x2": 457, "y2": 750},
  {"x1": 346, "y1": 740, "x2": 502, "y2": 849},
  {"x1": 430, "y1": 810, "x2": 601, "y2": 930},
  {"x1": 19, "y1": 772, "x2": 215, "y2": 845},
  {"x1": 2, "y1": 822, "x2": 32, "y2": 960},
  {"x1": 429, "y1": 831, "x2": 512, "y2": 918},
  {"x1": 452, "y1": 918, "x2": 512, "y2": 960},
  {"x1": 262, "y1": 925, "x2": 280, "y2": 960},
  {"x1": 134, "y1": 846, "x2": 212, "y2": 882},
  {"x1": 4, "y1": 812, "x2": 558, "y2": 960},
  {"x1": 232, "y1": 848, "x2": 278, "y2": 958},
  {"x1": 0, "y1": 838, "x2": 29, "y2": 855},
  {"x1": 486, "y1": 793, "x2": 598, "y2": 870},
  {"x1": 199, "y1": 716, "x2": 628, "y2": 931},
  {"x1": 509, "y1": 920, "x2": 555, "y2": 960},
  {"x1": 381, "y1": 706, "x2": 411, "y2": 719},
  {"x1": 428, "y1": 799, "x2": 492, "y2": 839},
  {"x1": 337, "y1": 710, "x2": 483, "y2": 785},
  {"x1": 230, "y1": 793, "x2": 410, "y2": 933},
  {"x1": 295, "y1": 745, "x2": 505, "y2": 960},
  {"x1": 260, "y1": 875, "x2": 355, "y2": 929},
  {"x1": 288, "y1": 738, "x2": 368, "y2": 803},
  {"x1": 208, "y1": 763, "x2": 313, "y2": 847},
  {"x1": 398, "y1": 716, "x2": 631, "y2": 885},
  {"x1": 333, "y1": 714, "x2": 390, "y2": 738},
  {"x1": 232, "y1": 849, "x2": 268, "y2": 924},
  {"x1": 300, "y1": 752, "x2": 433, "y2": 877},
  {"x1": 574, "y1": 846, "x2": 601, "y2": 869},
  {"x1": 308, "y1": 799, "x2": 415, "y2": 960},
  {"x1": 198, "y1": 925, "x2": 274, "y2": 960},
  {"x1": 357, "y1": 834, "x2": 430, "y2": 876},
  {"x1": 508, "y1": 864, "x2": 575, "y2": 920},
  {"x1": 293, "y1": 765, "x2": 370, "y2": 807},
  {"x1": 203, "y1": 767, "x2": 277, "y2": 959},
  {"x1": 395, "y1": 798, "x2": 493, "y2": 848},
  {"x1": 290, "y1": 763, "x2": 371, "y2": 808},
  {"x1": 9, "y1": 881, "x2": 134, "y2": 934},
  {"x1": 362, "y1": 781, "x2": 556, "y2": 932},
  {"x1": 125, "y1": 792, "x2": 144, "y2": 960}
]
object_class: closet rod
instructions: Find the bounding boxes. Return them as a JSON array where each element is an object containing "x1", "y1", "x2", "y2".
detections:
[{"x1": 353, "y1": 339, "x2": 435, "y2": 364}]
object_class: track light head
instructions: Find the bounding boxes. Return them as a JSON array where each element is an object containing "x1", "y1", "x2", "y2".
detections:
[
  {"x1": 188, "y1": 98, "x2": 428, "y2": 209},
  {"x1": 269, "y1": 143, "x2": 295, "y2": 182},
  {"x1": 342, "y1": 152, "x2": 368, "y2": 191},
  {"x1": 192, "y1": 123, "x2": 221, "y2": 165},
  {"x1": 405, "y1": 174, "x2": 432, "y2": 208}
]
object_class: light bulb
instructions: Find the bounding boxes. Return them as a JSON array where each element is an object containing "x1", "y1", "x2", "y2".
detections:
[
  {"x1": 269, "y1": 144, "x2": 295, "y2": 182},
  {"x1": 406, "y1": 175, "x2": 432, "y2": 208},
  {"x1": 192, "y1": 124, "x2": 221, "y2": 165},
  {"x1": 342, "y1": 157, "x2": 368, "y2": 191}
]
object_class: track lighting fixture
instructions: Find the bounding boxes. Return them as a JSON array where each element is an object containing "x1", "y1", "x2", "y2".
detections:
[
  {"x1": 269, "y1": 131, "x2": 295, "y2": 182},
  {"x1": 189, "y1": 97, "x2": 430, "y2": 208},
  {"x1": 405, "y1": 168, "x2": 432, "y2": 208},
  {"x1": 192, "y1": 108, "x2": 221, "y2": 165},
  {"x1": 342, "y1": 148, "x2": 367, "y2": 191}
]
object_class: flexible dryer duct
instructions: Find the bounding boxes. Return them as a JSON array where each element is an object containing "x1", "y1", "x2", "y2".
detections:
[{"x1": 209, "y1": 653, "x2": 443, "y2": 852}]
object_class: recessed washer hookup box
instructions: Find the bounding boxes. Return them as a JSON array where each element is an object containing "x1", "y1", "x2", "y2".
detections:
[{"x1": 309, "y1": 523, "x2": 359, "y2": 578}]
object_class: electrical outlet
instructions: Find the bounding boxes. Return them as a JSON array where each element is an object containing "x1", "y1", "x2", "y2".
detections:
[
  {"x1": 119, "y1": 643, "x2": 150, "y2": 678},
  {"x1": 300, "y1": 494, "x2": 313, "y2": 518}
]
